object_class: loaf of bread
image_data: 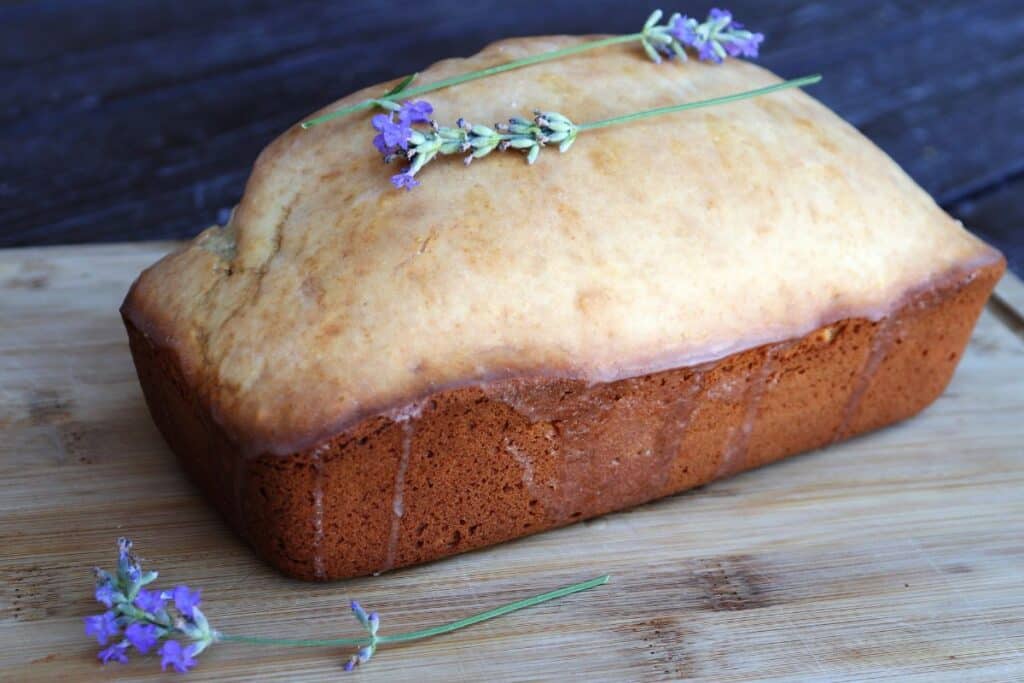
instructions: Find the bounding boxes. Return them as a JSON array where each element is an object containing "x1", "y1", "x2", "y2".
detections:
[{"x1": 122, "y1": 37, "x2": 1004, "y2": 580}]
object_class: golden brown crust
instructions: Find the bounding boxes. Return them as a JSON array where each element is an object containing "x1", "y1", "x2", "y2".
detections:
[
  {"x1": 124, "y1": 259, "x2": 1003, "y2": 580},
  {"x1": 120, "y1": 36, "x2": 999, "y2": 456}
]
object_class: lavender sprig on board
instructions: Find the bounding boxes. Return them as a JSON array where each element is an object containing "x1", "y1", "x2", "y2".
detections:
[
  {"x1": 82, "y1": 538, "x2": 608, "y2": 673},
  {"x1": 342, "y1": 601, "x2": 381, "y2": 671},
  {"x1": 83, "y1": 538, "x2": 216, "y2": 673}
]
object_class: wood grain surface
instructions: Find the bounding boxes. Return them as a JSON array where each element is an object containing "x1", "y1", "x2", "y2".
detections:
[
  {"x1": 1, "y1": 243, "x2": 1023, "y2": 681},
  {"x1": 1, "y1": 1, "x2": 1022, "y2": 275}
]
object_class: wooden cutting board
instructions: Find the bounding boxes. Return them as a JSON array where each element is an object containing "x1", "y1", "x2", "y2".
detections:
[{"x1": 2, "y1": 243, "x2": 1023, "y2": 682}]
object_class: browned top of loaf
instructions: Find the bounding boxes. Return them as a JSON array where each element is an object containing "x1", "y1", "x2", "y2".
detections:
[{"x1": 122, "y1": 35, "x2": 999, "y2": 455}]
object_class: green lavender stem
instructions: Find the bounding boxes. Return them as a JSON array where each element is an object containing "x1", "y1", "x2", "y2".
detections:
[
  {"x1": 218, "y1": 574, "x2": 610, "y2": 648},
  {"x1": 388, "y1": 73, "x2": 822, "y2": 188},
  {"x1": 300, "y1": 34, "x2": 642, "y2": 129},
  {"x1": 577, "y1": 74, "x2": 823, "y2": 131}
]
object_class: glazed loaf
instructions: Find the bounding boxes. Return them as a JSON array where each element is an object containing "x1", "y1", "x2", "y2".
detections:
[{"x1": 122, "y1": 36, "x2": 1004, "y2": 580}]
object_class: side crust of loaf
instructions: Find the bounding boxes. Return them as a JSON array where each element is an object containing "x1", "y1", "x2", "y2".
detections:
[{"x1": 124, "y1": 260, "x2": 1003, "y2": 580}]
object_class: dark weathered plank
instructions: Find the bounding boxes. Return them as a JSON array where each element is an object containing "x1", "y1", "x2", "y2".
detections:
[{"x1": 1, "y1": 0, "x2": 1022, "y2": 269}]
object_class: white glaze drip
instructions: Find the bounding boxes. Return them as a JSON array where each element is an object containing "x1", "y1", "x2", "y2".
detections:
[
  {"x1": 654, "y1": 370, "x2": 707, "y2": 490},
  {"x1": 717, "y1": 343, "x2": 786, "y2": 477},
  {"x1": 382, "y1": 420, "x2": 414, "y2": 573},
  {"x1": 504, "y1": 438, "x2": 542, "y2": 499},
  {"x1": 481, "y1": 381, "x2": 559, "y2": 424},
  {"x1": 384, "y1": 398, "x2": 426, "y2": 424},
  {"x1": 310, "y1": 446, "x2": 327, "y2": 580},
  {"x1": 834, "y1": 315, "x2": 899, "y2": 442}
]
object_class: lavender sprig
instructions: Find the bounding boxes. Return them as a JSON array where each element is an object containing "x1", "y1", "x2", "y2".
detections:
[
  {"x1": 377, "y1": 74, "x2": 822, "y2": 189},
  {"x1": 301, "y1": 7, "x2": 764, "y2": 129},
  {"x1": 83, "y1": 539, "x2": 216, "y2": 673},
  {"x1": 642, "y1": 8, "x2": 764, "y2": 64},
  {"x1": 84, "y1": 538, "x2": 609, "y2": 673},
  {"x1": 385, "y1": 111, "x2": 578, "y2": 190}
]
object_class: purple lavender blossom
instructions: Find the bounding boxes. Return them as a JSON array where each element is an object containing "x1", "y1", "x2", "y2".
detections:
[
  {"x1": 701, "y1": 8, "x2": 763, "y2": 61},
  {"x1": 371, "y1": 113, "x2": 412, "y2": 155},
  {"x1": 645, "y1": 8, "x2": 763, "y2": 64},
  {"x1": 94, "y1": 583, "x2": 116, "y2": 608},
  {"x1": 344, "y1": 645, "x2": 376, "y2": 672},
  {"x1": 696, "y1": 38, "x2": 722, "y2": 63},
  {"x1": 725, "y1": 31, "x2": 764, "y2": 58},
  {"x1": 398, "y1": 100, "x2": 433, "y2": 125},
  {"x1": 87, "y1": 540, "x2": 218, "y2": 673},
  {"x1": 391, "y1": 170, "x2": 420, "y2": 191},
  {"x1": 159, "y1": 640, "x2": 198, "y2": 673},
  {"x1": 708, "y1": 7, "x2": 733, "y2": 24},
  {"x1": 97, "y1": 642, "x2": 129, "y2": 665},
  {"x1": 84, "y1": 611, "x2": 120, "y2": 645},
  {"x1": 341, "y1": 601, "x2": 382, "y2": 670},
  {"x1": 667, "y1": 14, "x2": 697, "y2": 45},
  {"x1": 117, "y1": 538, "x2": 142, "y2": 582},
  {"x1": 126, "y1": 623, "x2": 161, "y2": 654},
  {"x1": 134, "y1": 588, "x2": 166, "y2": 614},
  {"x1": 172, "y1": 585, "x2": 201, "y2": 619}
]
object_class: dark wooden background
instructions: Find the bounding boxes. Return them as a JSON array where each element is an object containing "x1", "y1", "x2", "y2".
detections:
[{"x1": 2, "y1": 0, "x2": 1021, "y2": 273}]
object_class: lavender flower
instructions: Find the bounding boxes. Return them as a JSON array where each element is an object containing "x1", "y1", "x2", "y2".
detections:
[
  {"x1": 301, "y1": 9, "x2": 771, "y2": 130},
  {"x1": 98, "y1": 642, "x2": 130, "y2": 665},
  {"x1": 641, "y1": 8, "x2": 763, "y2": 64},
  {"x1": 126, "y1": 623, "x2": 161, "y2": 654},
  {"x1": 697, "y1": 39, "x2": 720, "y2": 63},
  {"x1": 667, "y1": 14, "x2": 698, "y2": 45},
  {"x1": 361, "y1": 72, "x2": 818, "y2": 191},
  {"x1": 690, "y1": 8, "x2": 764, "y2": 62},
  {"x1": 350, "y1": 600, "x2": 369, "y2": 626},
  {"x1": 371, "y1": 113, "x2": 411, "y2": 155},
  {"x1": 81, "y1": 538, "x2": 609, "y2": 674},
  {"x1": 94, "y1": 583, "x2": 117, "y2": 608},
  {"x1": 160, "y1": 640, "x2": 199, "y2": 673},
  {"x1": 371, "y1": 100, "x2": 434, "y2": 155},
  {"x1": 117, "y1": 537, "x2": 143, "y2": 583},
  {"x1": 391, "y1": 169, "x2": 420, "y2": 190},
  {"x1": 343, "y1": 601, "x2": 381, "y2": 671},
  {"x1": 172, "y1": 585, "x2": 202, "y2": 619},
  {"x1": 353, "y1": 10, "x2": 768, "y2": 188},
  {"x1": 84, "y1": 611, "x2": 120, "y2": 645},
  {"x1": 376, "y1": 110, "x2": 578, "y2": 189},
  {"x1": 134, "y1": 588, "x2": 166, "y2": 614},
  {"x1": 398, "y1": 100, "x2": 433, "y2": 125},
  {"x1": 84, "y1": 539, "x2": 217, "y2": 672}
]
